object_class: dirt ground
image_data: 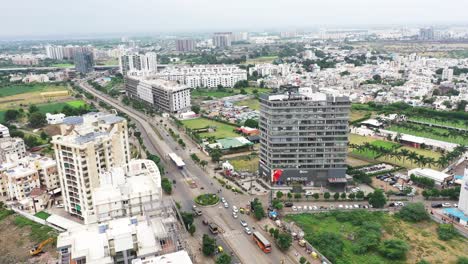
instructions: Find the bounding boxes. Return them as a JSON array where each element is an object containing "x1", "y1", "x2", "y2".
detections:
[{"x1": 0, "y1": 214, "x2": 57, "y2": 264}]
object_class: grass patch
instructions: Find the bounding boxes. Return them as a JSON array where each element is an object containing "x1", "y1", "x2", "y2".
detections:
[
  {"x1": 408, "y1": 116, "x2": 468, "y2": 130},
  {"x1": 34, "y1": 211, "x2": 51, "y2": 220},
  {"x1": 387, "y1": 124, "x2": 468, "y2": 145},
  {"x1": 351, "y1": 139, "x2": 400, "y2": 159},
  {"x1": 245, "y1": 56, "x2": 278, "y2": 64},
  {"x1": 234, "y1": 98, "x2": 260, "y2": 110},
  {"x1": 191, "y1": 87, "x2": 270, "y2": 99},
  {"x1": 350, "y1": 110, "x2": 372, "y2": 122},
  {"x1": 51, "y1": 63, "x2": 74, "y2": 68},
  {"x1": 377, "y1": 146, "x2": 442, "y2": 170},
  {"x1": 228, "y1": 155, "x2": 259, "y2": 172},
  {"x1": 13, "y1": 216, "x2": 57, "y2": 244},
  {"x1": 194, "y1": 193, "x2": 219, "y2": 206},
  {"x1": 181, "y1": 117, "x2": 239, "y2": 139},
  {"x1": 285, "y1": 211, "x2": 468, "y2": 264},
  {"x1": 37, "y1": 100, "x2": 87, "y2": 114}
]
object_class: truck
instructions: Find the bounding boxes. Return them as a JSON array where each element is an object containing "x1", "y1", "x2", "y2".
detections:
[
  {"x1": 209, "y1": 223, "x2": 219, "y2": 234},
  {"x1": 168, "y1": 153, "x2": 185, "y2": 169}
]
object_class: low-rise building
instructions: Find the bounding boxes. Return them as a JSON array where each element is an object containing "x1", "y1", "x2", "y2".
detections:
[
  {"x1": 0, "y1": 137, "x2": 27, "y2": 163},
  {"x1": 132, "y1": 250, "x2": 193, "y2": 264},
  {"x1": 46, "y1": 113, "x2": 66, "y2": 124},
  {"x1": 408, "y1": 168, "x2": 453, "y2": 186},
  {"x1": 0, "y1": 124, "x2": 10, "y2": 138}
]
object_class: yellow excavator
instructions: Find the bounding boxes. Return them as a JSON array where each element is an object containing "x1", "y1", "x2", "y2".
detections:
[{"x1": 30, "y1": 238, "x2": 54, "y2": 256}]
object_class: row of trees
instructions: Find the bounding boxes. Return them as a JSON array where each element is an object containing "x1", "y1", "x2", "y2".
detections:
[{"x1": 201, "y1": 234, "x2": 232, "y2": 264}]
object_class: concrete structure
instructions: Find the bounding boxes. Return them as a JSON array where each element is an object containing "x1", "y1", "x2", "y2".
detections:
[
  {"x1": 52, "y1": 112, "x2": 130, "y2": 223},
  {"x1": 57, "y1": 201, "x2": 186, "y2": 264},
  {"x1": 119, "y1": 52, "x2": 158, "y2": 76},
  {"x1": 408, "y1": 168, "x2": 453, "y2": 186},
  {"x1": 155, "y1": 64, "x2": 247, "y2": 88},
  {"x1": 125, "y1": 77, "x2": 191, "y2": 113},
  {"x1": 0, "y1": 124, "x2": 10, "y2": 138},
  {"x1": 259, "y1": 86, "x2": 350, "y2": 187},
  {"x1": 45, "y1": 45, "x2": 64, "y2": 60},
  {"x1": 176, "y1": 39, "x2": 196, "y2": 52},
  {"x1": 459, "y1": 169, "x2": 468, "y2": 217},
  {"x1": 46, "y1": 113, "x2": 66, "y2": 125},
  {"x1": 74, "y1": 48, "x2": 95, "y2": 74},
  {"x1": 419, "y1": 27, "x2": 435, "y2": 40},
  {"x1": 213, "y1": 32, "x2": 232, "y2": 48},
  {"x1": 0, "y1": 137, "x2": 26, "y2": 163},
  {"x1": 442, "y1": 67, "x2": 454, "y2": 81},
  {"x1": 89, "y1": 159, "x2": 162, "y2": 224},
  {"x1": 132, "y1": 250, "x2": 193, "y2": 264}
]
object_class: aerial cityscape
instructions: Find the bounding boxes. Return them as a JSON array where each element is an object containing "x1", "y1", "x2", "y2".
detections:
[{"x1": 1, "y1": 1, "x2": 468, "y2": 264}]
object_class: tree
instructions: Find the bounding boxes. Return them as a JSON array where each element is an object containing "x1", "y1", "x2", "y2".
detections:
[
  {"x1": 457, "y1": 257, "x2": 468, "y2": 264},
  {"x1": 4, "y1": 109, "x2": 20, "y2": 122},
  {"x1": 216, "y1": 253, "x2": 232, "y2": 264},
  {"x1": 333, "y1": 192, "x2": 340, "y2": 200},
  {"x1": 191, "y1": 105, "x2": 201, "y2": 114},
  {"x1": 312, "y1": 193, "x2": 319, "y2": 200},
  {"x1": 240, "y1": 88, "x2": 247, "y2": 95},
  {"x1": 276, "y1": 191, "x2": 283, "y2": 199},
  {"x1": 310, "y1": 232, "x2": 344, "y2": 262},
  {"x1": 188, "y1": 224, "x2": 196, "y2": 236},
  {"x1": 397, "y1": 203, "x2": 429, "y2": 222},
  {"x1": 272, "y1": 199, "x2": 283, "y2": 210},
  {"x1": 348, "y1": 193, "x2": 356, "y2": 200},
  {"x1": 200, "y1": 160, "x2": 208, "y2": 169},
  {"x1": 210, "y1": 148, "x2": 223, "y2": 162},
  {"x1": 299, "y1": 256, "x2": 307, "y2": 264},
  {"x1": 324, "y1": 192, "x2": 331, "y2": 200},
  {"x1": 437, "y1": 224, "x2": 457, "y2": 241},
  {"x1": 287, "y1": 192, "x2": 293, "y2": 200},
  {"x1": 244, "y1": 119, "x2": 259, "y2": 128},
  {"x1": 28, "y1": 104, "x2": 39, "y2": 113},
  {"x1": 161, "y1": 178, "x2": 173, "y2": 194},
  {"x1": 180, "y1": 212, "x2": 194, "y2": 229},
  {"x1": 24, "y1": 135, "x2": 40, "y2": 148},
  {"x1": 417, "y1": 260, "x2": 430, "y2": 264},
  {"x1": 276, "y1": 232, "x2": 292, "y2": 251},
  {"x1": 379, "y1": 239, "x2": 409, "y2": 260},
  {"x1": 40, "y1": 131, "x2": 48, "y2": 140},
  {"x1": 202, "y1": 234, "x2": 216, "y2": 256},
  {"x1": 340, "y1": 193, "x2": 347, "y2": 200},
  {"x1": 28, "y1": 112, "x2": 47, "y2": 128},
  {"x1": 252, "y1": 198, "x2": 266, "y2": 220},
  {"x1": 368, "y1": 189, "x2": 387, "y2": 208},
  {"x1": 294, "y1": 193, "x2": 302, "y2": 200}
]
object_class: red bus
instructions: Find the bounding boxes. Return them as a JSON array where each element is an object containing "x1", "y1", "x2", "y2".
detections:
[{"x1": 253, "y1": 231, "x2": 271, "y2": 253}]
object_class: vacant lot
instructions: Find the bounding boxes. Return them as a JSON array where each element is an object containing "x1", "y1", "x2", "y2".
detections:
[
  {"x1": 286, "y1": 211, "x2": 468, "y2": 264},
  {"x1": 234, "y1": 98, "x2": 260, "y2": 110},
  {"x1": 350, "y1": 110, "x2": 371, "y2": 122},
  {"x1": 0, "y1": 83, "x2": 71, "y2": 110},
  {"x1": 191, "y1": 87, "x2": 270, "y2": 99},
  {"x1": 245, "y1": 56, "x2": 278, "y2": 64},
  {"x1": 181, "y1": 117, "x2": 239, "y2": 139},
  {"x1": 228, "y1": 155, "x2": 259, "y2": 172}
]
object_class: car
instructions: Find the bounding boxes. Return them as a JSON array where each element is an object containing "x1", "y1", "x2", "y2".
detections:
[
  {"x1": 224, "y1": 202, "x2": 229, "y2": 208},
  {"x1": 297, "y1": 206, "x2": 302, "y2": 211},
  {"x1": 338, "y1": 204, "x2": 343, "y2": 209},
  {"x1": 240, "y1": 220, "x2": 248, "y2": 227},
  {"x1": 221, "y1": 197, "x2": 226, "y2": 203},
  {"x1": 329, "y1": 205, "x2": 335, "y2": 210},
  {"x1": 454, "y1": 203, "x2": 458, "y2": 208},
  {"x1": 232, "y1": 212, "x2": 238, "y2": 219},
  {"x1": 431, "y1": 203, "x2": 443, "y2": 208},
  {"x1": 202, "y1": 219, "x2": 209, "y2": 225},
  {"x1": 292, "y1": 206, "x2": 298, "y2": 211},
  {"x1": 354, "y1": 204, "x2": 359, "y2": 209},
  {"x1": 244, "y1": 227, "x2": 252, "y2": 235},
  {"x1": 389, "y1": 202, "x2": 396, "y2": 207},
  {"x1": 442, "y1": 202, "x2": 452, "y2": 208},
  {"x1": 56, "y1": 204, "x2": 64, "y2": 208},
  {"x1": 233, "y1": 206, "x2": 239, "y2": 213},
  {"x1": 312, "y1": 206, "x2": 318, "y2": 210},
  {"x1": 285, "y1": 202, "x2": 293, "y2": 207},
  {"x1": 308, "y1": 205, "x2": 313, "y2": 211},
  {"x1": 345, "y1": 205, "x2": 349, "y2": 209}
]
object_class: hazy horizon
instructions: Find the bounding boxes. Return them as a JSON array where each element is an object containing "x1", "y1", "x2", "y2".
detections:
[{"x1": 2, "y1": 0, "x2": 468, "y2": 39}]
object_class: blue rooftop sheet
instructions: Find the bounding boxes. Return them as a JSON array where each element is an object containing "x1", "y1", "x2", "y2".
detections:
[{"x1": 443, "y1": 208, "x2": 468, "y2": 222}]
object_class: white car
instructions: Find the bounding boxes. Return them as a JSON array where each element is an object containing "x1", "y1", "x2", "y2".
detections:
[
  {"x1": 345, "y1": 205, "x2": 349, "y2": 209},
  {"x1": 308, "y1": 205, "x2": 313, "y2": 211},
  {"x1": 354, "y1": 204, "x2": 359, "y2": 209},
  {"x1": 338, "y1": 204, "x2": 344, "y2": 209},
  {"x1": 232, "y1": 206, "x2": 239, "y2": 213},
  {"x1": 221, "y1": 197, "x2": 226, "y2": 203},
  {"x1": 224, "y1": 202, "x2": 229, "y2": 208},
  {"x1": 244, "y1": 227, "x2": 252, "y2": 235},
  {"x1": 312, "y1": 206, "x2": 318, "y2": 210},
  {"x1": 240, "y1": 220, "x2": 248, "y2": 227},
  {"x1": 297, "y1": 206, "x2": 302, "y2": 211},
  {"x1": 442, "y1": 203, "x2": 452, "y2": 208},
  {"x1": 292, "y1": 206, "x2": 298, "y2": 211},
  {"x1": 232, "y1": 212, "x2": 238, "y2": 219},
  {"x1": 56, "y1": 204, "x2": 64, "y2": 208}
]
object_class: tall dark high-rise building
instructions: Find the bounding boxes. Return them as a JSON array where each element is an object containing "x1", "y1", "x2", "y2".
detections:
[
  {"x1": 74, "y1": 48, "x2": 94, "y2": 74},
  {"x1": 259, "y1": 86, "x2": 350, "y2": 188}
]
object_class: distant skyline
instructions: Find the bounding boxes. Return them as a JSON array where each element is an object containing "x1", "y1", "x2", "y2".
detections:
[{"x1": 2, "y1": 0, "x2": 468, "y2": 38}]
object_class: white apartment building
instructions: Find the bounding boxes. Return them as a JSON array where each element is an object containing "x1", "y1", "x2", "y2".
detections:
[
  {"x1": 0, "y1": 124, "x2": 10, "y2": 138},
  {"x1": 442, "y1": 67, "x2": 454, "y2": 81},
  {"x1": 132, "y1": 250, "x2": 193, "y2": 264},
  {"x1": 88, "y1": 159, "x2": 162, "y2": 224},
  {"x1": 45, "y1": 45, "x2": 65, "y2": 60},
  {"x1": 52, "y1": 112, "x2": 130, "y2": 224},
  {"x1": 125, "y1": 77, "x2": 191, "y2": 113},
  {"x1": 57, "y1": 203, "x2": 185, "y2": 264},
  {"x1": 156, "y1": 64, "x2": 247, "y2": 88},
  {"x1": 0, "y1": 155, "x2": 59, "y2": 200},
  {"x1": 0, "y1": 137, "x2": 27, "y2": 163},
  {"x1": 119, "y1": 52, "x2": 158, "y2": 76}
]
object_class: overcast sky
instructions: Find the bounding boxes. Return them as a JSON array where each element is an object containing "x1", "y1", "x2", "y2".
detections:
[{"x1": 2, "y1": 0, "x2": 468, "y2": 38}]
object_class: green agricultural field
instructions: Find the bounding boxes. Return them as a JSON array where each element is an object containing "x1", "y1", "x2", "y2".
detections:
[
  {"x1": 408, "y1": 116, "x2": 468, "y2": 130},
  {"x1": 245, "y1": 56, "x2": 278, "y2": 64},
  {"x1": 234, "y1": 98, "x2": 260, "y2": 110},
  {"x1": 51, "y1": 63, "x2": 74, "y2": 68},
  {"x1": 37, "y1": 100, "x2": 86, "y2": 114},
  {"x1": 387, "y1": 124, "x2": 468, "y2": 145},
  {"x1": 285, "y1": 211, "x2": 468, "y2": 264},
  {"x1": 181, "y1": 117, "x2": 239, "y2": 139},
  {"x1": 0, "y1": 83, "x2": 67, "y2": 97}
]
